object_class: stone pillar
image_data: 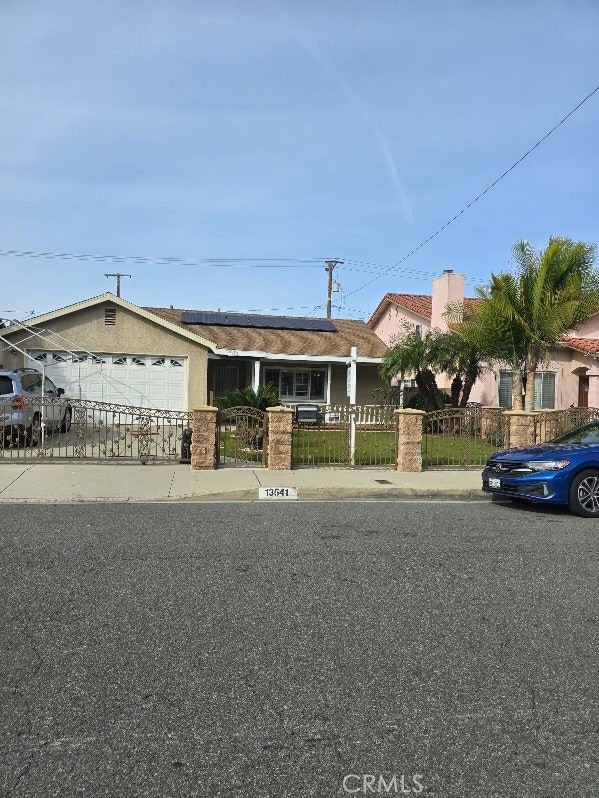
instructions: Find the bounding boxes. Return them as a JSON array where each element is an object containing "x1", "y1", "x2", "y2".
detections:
[
  {"x1": 190, "y1": 405, "x2": 218, "y2": 470},
  {"x1": 266, "y1": 406, "x2": 294, "y2": 470},
  {"x1": 395, "y1": 409, "x2": 425, "y2": 472},
  {"x1": 504, "y1": 411, "x2": 536, "y2": 449}
]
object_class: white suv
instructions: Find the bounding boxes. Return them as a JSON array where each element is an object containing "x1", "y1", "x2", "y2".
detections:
[{"x1": 0, "y1": 368, "x2": 72, "y2": 446}]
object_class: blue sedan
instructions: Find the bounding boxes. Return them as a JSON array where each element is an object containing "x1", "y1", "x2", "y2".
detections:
[{"x1": 482, "y1": 420, "x2": 599, "y2": 517}]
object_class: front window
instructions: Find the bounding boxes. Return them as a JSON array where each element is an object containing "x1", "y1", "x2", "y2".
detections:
[
  {"x1": 534, "y1": 372, "x2": 555, "y2": 409},
  {"x1": 264, "y1": 367, "x2": 326, "y2": 401}
]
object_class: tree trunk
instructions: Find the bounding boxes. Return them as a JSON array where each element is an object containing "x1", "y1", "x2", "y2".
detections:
[
  {"x1": 415, "y1": 369, "x2": 444, "y2": 409},
  {"x1": 459, "y1": 356, "x2": 479, "y2": 407},
  {"x1": 524, "y1": 354, "x2": 538, "y2": 412},
  {"x1": 450, "y1": 375, "x2": 462, "y2": 407},
  {"x1": 512, "y1": 369, "x2": 524, "y2": 411}
]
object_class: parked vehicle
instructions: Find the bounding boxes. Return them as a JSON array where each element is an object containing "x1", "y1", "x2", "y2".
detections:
[
  {"x1": 0, "y1": 368, "x2": 72, "y2": 446},
  {"x1": 482, "y1": 421, "x2": 599, "y2": 517}
]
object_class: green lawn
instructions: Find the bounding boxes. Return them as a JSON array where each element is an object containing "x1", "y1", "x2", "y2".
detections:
[
  {"x1": 292, "y1": 428, "x2": 396, "y2": 467},
  {"x1": 422, "y1": 434, "x2": 497, "y2": 467}
]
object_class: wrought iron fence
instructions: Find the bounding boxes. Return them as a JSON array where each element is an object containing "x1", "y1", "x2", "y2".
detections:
[
  {"x1": 533, "y1": 407, "x2": 599, "y2": 444},
  {"x1": 0, "y1": 397, "x2": 191, "y2": 462},
  {"x1": 216, "y1": 406, "x2": 267, "y2": 467},
  {"x1": 422, "y1": 406, "x2": 509, "y2": 469},
  {"x1": 292, "y1": 404, "x2": 396, "y2": 468}
]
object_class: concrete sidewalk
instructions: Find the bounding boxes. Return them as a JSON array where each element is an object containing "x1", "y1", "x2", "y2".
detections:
[{"x1": 0, "y1": 462, "x2": 485, "y2": 502}]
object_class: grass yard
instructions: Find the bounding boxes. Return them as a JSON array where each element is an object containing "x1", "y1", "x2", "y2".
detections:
[
  {"x1": 422, "y1": 434, "x2": 498, "y2": 467},
  {"x1": 292, "y1": 427, "x2": 396, "y2": 467}
]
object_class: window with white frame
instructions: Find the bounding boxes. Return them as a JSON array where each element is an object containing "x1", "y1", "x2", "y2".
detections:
[
  {"x1": 499, "y1": 370, "x2": 555, "y2": 409},
  {"x1": 534, "y1": 372, "x2": 555, "y2": 409},
  {"x1": 264, "y1": 367, "x2": 326, "y2": 401}
]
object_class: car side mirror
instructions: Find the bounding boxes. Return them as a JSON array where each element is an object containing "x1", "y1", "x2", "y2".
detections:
[{"x1": 57, "y1": 388, "x2": 65, "y2": 396}]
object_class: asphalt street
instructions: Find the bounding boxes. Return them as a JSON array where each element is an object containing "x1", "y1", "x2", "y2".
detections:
[{"x1": 1, "y1": 501, "x2": 597, "y2": 797}]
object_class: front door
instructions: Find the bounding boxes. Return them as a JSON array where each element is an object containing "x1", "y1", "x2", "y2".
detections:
[{"x1": 578, "y1": 375, "x2": 589, "y2": 408}]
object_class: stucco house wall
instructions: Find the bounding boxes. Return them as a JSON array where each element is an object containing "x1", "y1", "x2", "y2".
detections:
[{"x1": 370, "y1": 306, "x2": 430, "y2": 346}]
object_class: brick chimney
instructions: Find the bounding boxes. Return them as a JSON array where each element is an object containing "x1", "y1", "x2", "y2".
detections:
[{"x1": 431, "y1": 269, "x2": 465, "y2": 332}]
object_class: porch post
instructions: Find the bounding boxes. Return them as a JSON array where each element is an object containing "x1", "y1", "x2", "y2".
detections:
[
  {"x1": 252, "y1": 359, "x2": 261, "y2": 391},
  {"x1": 504, "y1": 410, "x2": 536, "y2": 449},
  {"x1": 190, "y1": 405, "x2": 218, "y2": 470},
  {"x1": 266, "y1": 406, "x2": 294, "y2": 470},
  {"x1": 395, "y1": 409, "x2": 425, "y2": 472}
]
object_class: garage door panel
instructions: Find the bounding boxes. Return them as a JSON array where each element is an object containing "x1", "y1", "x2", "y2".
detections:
[{"x1": 31, "y1": 352, "x2": 187, "y2": 410}]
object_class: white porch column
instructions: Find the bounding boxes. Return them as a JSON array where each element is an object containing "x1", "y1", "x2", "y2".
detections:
[
  {"x1": 252, "y1": 360, "x2": 261, "y2": 391},
  {"x1": 348, "y1": 346, "x2": 357, "y2": 405}
]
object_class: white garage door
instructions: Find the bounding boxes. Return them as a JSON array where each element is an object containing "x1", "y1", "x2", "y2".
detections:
[{"x1": 28, "y1": 351, "x2": 187, "y2": 410}]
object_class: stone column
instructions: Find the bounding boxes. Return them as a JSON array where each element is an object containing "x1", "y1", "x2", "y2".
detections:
[
  {"x1": 395, "y1": 409, "x2": 425, "y2": 472},
  {"x1": 190, "y1": 405, "x2": 218, "y2": 470},
  {"x1": 504, "y1": 411, "x2": 536, "y2": 449},
  {"x1": 266, "y1": 406, "x2": 294, "y2": 470}
]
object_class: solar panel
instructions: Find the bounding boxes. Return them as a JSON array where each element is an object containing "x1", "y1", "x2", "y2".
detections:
[{"x1": 181, "y1": 311, "x2": 337, "y2": 332}]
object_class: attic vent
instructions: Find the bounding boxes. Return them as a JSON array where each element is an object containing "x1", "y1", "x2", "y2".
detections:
[{"x1": 105, "y1": 307, "x2": 117, "y2": 326}]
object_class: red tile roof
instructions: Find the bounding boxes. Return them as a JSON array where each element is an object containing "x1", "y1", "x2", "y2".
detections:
[
  {"x1": 368, "y1": 293, "x2": 482, "y2": 325},
  {"x1": 563, "y1": 337, "x2": 599, "y2": 354}
]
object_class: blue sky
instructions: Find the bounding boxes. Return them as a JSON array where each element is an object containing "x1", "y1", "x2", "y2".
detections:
[{"x1": 1, "y1": 0, "x2": 598, "y2": 321}]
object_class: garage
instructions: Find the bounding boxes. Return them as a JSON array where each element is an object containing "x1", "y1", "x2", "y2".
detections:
[{"x1": 28, "y1": 351, "x2": 187, "y2": 411}]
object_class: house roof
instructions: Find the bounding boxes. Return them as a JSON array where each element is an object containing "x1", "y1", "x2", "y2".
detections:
[
  {"x1": 563, "y1": 337, "x2": 599, "y2": 355},
  {"x1": 146, "y1": 307, "x2": 389, "y2": 359},
  {"x1": 368, "y1": 292, "x2": 481, "y2": 326},
  {"x1": 1, "y1": 293, "x2": 217, "y2": 350}
]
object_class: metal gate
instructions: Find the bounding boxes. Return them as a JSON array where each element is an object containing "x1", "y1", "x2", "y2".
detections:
[
  {"x1": 292, "y1": 405, "x2": 396, "y2": 468},
  {"x1": 0, "y1": 397, "x2": 192, "y2": 463},
  {"x1": 422, "y1": 406, "x2": 508, "y2": 468},
  {"x1": 216, "y1": 406, "x2": 267, "y2": 467}
]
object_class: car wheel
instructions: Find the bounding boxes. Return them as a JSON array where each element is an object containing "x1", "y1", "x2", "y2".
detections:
[
  {"x1": 27, "y1": 414, "x2": 41, "y2": 447},
  {"x1": 60, "y1": 407, "x2": 72, "y2": 433},
  {"x1": 568, "y1": 469, "x2": 599, "y2": 518}
]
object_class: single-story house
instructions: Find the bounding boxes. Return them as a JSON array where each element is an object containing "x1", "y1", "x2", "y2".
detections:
[
  {"x1": 368, "y1": 269, "x2": 599, "y2": 409},
  {"x1": 0, "y1": 294, "x2": 389, "y2": 410}
]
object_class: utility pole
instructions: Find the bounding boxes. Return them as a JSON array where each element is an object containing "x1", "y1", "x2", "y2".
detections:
[
  {"x1": 105, "y1": 273, "x2": 131, "y2": 297},
  {"x1": 324, "y1": 259, "x2": 343, "y2": 318}
]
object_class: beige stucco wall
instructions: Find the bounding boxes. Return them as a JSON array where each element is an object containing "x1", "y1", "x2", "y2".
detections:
[
  {"x1": 2, "y1": 301, "x2": 210, "y2": 408},
  {"x1": 371, "y1": 305, "x2": 430, "y2": 346},
  {"x1": 466, "y1": 348, "x2": 599, "y2": 408}
]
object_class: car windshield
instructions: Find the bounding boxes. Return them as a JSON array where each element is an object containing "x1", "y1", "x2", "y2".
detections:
[
  {"x1": 552, "y1": 422, "x2": 599, "y2": 445},
  {"x1": 0, "y1": 376, "x2": 14, "y2": 395}
]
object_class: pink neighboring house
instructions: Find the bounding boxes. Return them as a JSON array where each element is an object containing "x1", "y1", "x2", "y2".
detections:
[{"x1": 368, "y1": 270, "x2": 599, "y2": 409}]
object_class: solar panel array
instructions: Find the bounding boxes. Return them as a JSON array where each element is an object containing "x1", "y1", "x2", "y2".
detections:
[{"x1": 181, "y1": 311, "x2": 337, "y2": 332}]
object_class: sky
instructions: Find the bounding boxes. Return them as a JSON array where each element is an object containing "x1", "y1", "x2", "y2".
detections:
[{"x1": 1, "y1": 0, "x2": 598, "y2": 322}]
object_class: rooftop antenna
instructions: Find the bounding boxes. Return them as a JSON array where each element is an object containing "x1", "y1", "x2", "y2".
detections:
[{"x1": 104, "y1": 273, "x2": 131, "y2": 297}]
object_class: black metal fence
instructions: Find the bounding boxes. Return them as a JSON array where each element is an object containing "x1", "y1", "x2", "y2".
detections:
[{"x1": 0, "y1": 397, "x2": 191, "y2": 462}]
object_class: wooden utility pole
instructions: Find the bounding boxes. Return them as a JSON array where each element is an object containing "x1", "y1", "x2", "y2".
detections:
[
  {"x1": 104, "y1": 273, "x2": 131, "y2": 297},
  {"x1": 325, "y1": 259, "x2": 343, "y2": 318}
]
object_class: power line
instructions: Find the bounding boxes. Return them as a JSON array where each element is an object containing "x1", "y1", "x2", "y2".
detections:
[
  {"x1": 0, "y1": 249, "x2": 327, "y2": 268},
  {"x1": 345, "y1": 82, "x2": 599, "y2": 298}
]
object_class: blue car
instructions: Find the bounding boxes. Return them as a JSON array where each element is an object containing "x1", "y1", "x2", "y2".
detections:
[{"x1": 482, "y1": 420, "x2": 599, "y2": 517}]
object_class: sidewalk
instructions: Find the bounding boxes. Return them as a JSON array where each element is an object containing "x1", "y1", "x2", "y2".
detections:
[{"x1": 0, "y1": 462, "x2": 485, "y2": 502}]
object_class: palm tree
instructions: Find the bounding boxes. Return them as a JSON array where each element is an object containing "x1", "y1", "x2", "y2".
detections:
[
  {"x1": 216, "y1": 382, "x2": 280, "y2": 410},
  {"x1": 379, "y1": 326, "x2": 446, "y2": 410},
  {"x1": 429, "y1": 331, "x2": 486, "y2": 407},
  {"x1": 456, "y1": 237, "x2": 599, "y2": 410}
]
